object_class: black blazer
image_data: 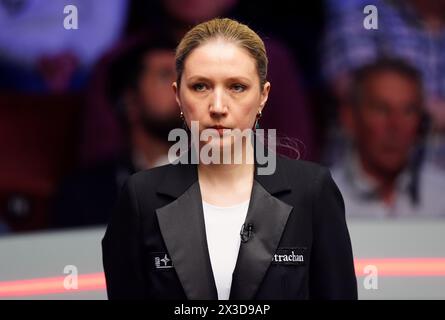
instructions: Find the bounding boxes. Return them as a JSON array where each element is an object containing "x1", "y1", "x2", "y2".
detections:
[{"x1": 102, "y1": 150, "x2": 357, "y2": 300}]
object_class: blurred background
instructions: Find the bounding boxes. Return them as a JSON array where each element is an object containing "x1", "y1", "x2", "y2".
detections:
[{"x1": 0, "y1": 0, "x2": 445, "y2": 299}]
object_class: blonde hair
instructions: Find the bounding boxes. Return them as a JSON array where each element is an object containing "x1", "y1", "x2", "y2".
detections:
[{"x1": 175, "y1": 18, "x2": 268, "y2": 89}]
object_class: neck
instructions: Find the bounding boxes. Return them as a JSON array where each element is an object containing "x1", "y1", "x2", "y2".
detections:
[
  {"x1": 130, "y1": 125, "x2": 171, "y2": 170},
  {"x1": 197, "y1": 141, "x2": 255, "y2": 187},
  {"x1": 358, "y1": 153, "x2": 403, "y2": 205}
]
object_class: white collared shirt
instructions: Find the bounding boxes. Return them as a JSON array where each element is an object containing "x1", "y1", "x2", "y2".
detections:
[
  {"x1": 331, "y1": 150, "x2": 445, "y2": 218},
  {"x1": 202, "y1": 199, "x2": 250, "y2": 300}
]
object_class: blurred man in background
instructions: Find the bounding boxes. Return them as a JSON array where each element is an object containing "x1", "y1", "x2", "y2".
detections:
[
  {"x1": 322, "y1": 0, "x2": 445, "y2": 169},
  {"x1": 331, "y1": 59, "x2": 445, "y2": 218},
  {"x1": 51, "y1": 37, "x2": 182, "y2": 228}
]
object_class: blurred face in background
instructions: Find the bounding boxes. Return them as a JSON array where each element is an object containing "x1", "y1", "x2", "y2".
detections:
[
  {"x1": 138, "y1": 50, "x2": 177, "y2": 117},
  {"x1": 163, "y1": 0, "x2": 237, "y2": 24},
  {"x1": 127, "y1": 49, "x2": 182, "y2": 140},
  {"x1": 173, "y1": 38, "x2": 270, "y2": 151},
  {"x1": 349, "y1": 71, "x2": 422, "y2": 175},
  {"x1": 409, "y1": 0, "x2": 445, "y2": 17}
]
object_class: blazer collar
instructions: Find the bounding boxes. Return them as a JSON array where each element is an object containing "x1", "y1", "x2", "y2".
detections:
[{"x1": 155, "y1": 147, "x2": 294, "y2": 300}]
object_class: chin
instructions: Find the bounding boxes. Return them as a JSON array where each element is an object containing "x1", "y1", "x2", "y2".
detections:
[{"x1": 377, "y1": 158, "x2": 407, "y2": 174}]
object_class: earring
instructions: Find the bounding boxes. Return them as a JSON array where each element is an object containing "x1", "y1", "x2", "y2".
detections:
[
  {"x1": 180, "y1": 111, "x2": 189, "y2": 131},
  {"x1": 255, "y1": 110, "x2": 262, "y2": 129}
]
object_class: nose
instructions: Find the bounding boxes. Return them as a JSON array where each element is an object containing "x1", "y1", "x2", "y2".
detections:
[
  {"x1": 388, "y1": 108, "x2": 409, "y2": 133},
  {"x1": 209, "y1": 87, "x2": 228, "y2": 118}
]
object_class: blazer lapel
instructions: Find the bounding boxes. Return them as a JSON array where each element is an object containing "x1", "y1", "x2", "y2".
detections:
[
  {"x1": 156, "y1": 162, "x2": 218, "y2": 300},
  {"x1": 229, "y1": 182, "x2": 293, "y2": 300},
  {"x1": 155, "y1": 148, "x2": 294, "y2": 300}
]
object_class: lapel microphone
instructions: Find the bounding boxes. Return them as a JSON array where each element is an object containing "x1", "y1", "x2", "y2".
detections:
[{"x1": 240, "y1": 223, "x2": 254, "y2": 243}]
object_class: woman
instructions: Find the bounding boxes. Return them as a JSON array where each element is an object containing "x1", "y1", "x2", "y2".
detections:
[{"x1": 102, "y1": 18, "x2": 357, "y2": 300}]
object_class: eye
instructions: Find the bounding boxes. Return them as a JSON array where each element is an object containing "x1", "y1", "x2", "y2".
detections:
[
  {"x1": 231, "y1": 83, "x2": 246, "y2": 93},
  {"x1": 192, "y1": 83, "x2": 208, "y2": 92}
]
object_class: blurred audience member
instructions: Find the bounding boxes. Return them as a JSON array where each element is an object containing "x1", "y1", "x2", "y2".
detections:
[
  {"x1": 0, "y1": 218, "x2": 10, "y2": 235},
  {"x1": 0, "y1": 0, "x2": 128, "y2": 93},
  {"x1": 331, "y1": 59, "x2": 445, "y2": 218},
  {"x1": 322, "y1": 0, "x2": 445, "y2": 167},
  {"x1": 51, "y1": 37, "x2": 181, "y2": 228}
]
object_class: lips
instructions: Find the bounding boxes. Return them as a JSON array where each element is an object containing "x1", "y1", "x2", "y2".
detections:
[
  {"x1": 208, "y1": 125, "x2": 231, "y2": 135},
  {"x1": 209, "y1": 125, "x2": 230, "y2": 129}
]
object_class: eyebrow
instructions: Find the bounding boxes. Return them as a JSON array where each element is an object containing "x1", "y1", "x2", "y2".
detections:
[{"x1": 185, "y1": 75, "x2": 252, "y2": 83}]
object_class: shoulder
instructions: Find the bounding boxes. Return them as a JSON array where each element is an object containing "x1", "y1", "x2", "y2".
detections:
[
  {"x1": 124, "y1": 162, "x2": 172, "y2": 191},
  {"x1": 278, "y1": 158, "x2": 347, "y2": 228},
  {"x1": 421, "y1": 164, "x2": 445, "y2": 186},
  {"x1": 57, "y1": 158, "x2": 120, "y2": 192},
  {"x1": 419, "y1": 164, "x2": 445, "y2": 204},
  {"x1": 278, "y1": 155, "x2": 331, "y2": 184},
  {"x1": 277, "y1": 156, "x2": 343, "y2": 204}
]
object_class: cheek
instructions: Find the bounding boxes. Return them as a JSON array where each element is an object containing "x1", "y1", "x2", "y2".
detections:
[
  {"x1": 182, "y1": 97, "x2": 203, "y2": 118},
  {"x1": 234, "y1": 94, "x2": 262, "y2": 124},
  {"x1": 399, "y1": 125, "x2": 419, "y2": 147},
  {"x1": 403, "y1": 117, "x2": 420, "y2": 136},
  {"x1": 355, "y1": 119, "x2": 386, "y2": 153},
  {"x1": 360, "y1": 114, "x2": 387, "y2": 138},
  {"x1": 179, "y1": 88, "x2": 261, "y2": 124},
  {"x1": 144, "y1": 87, "x2": 177, "y2": 112},
  {"x1": 178, "y1": 90, "x2": 207, "y2": 125},
  {"x1": 229, "y1": 106, "x2": 256, "y2": 130}
]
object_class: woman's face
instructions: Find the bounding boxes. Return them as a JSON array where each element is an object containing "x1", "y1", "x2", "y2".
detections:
[{"x1": 173, "y1": 38, "x2": 270, "y2": 151}]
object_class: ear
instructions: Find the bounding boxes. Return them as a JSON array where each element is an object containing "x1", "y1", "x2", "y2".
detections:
[
  {"x1": 259, "y1": 81, "x2": 271, "y2": 113},
  {"x1": 172, "y1": 81, "x2": 181, "y2": 108},
  {"x1": 124, "y1": 90, "x2": 139, "y2": 125},
  {"x1": 339, "y1": 103, "x2": 357, "y2": 139}
]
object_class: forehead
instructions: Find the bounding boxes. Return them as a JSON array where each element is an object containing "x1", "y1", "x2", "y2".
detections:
[
  {"x1": 183, "y1": 39, "x2": 258, "y2": 80},
  {"x1": 363, "y1": 71, "x2": 421, "y2": 102},
  {"x1": 142, "y1": 49, "x2": 175, "y2": 68},
  {"x1": 365, "y1": 71, "x2": 419, "y2": 92}
]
